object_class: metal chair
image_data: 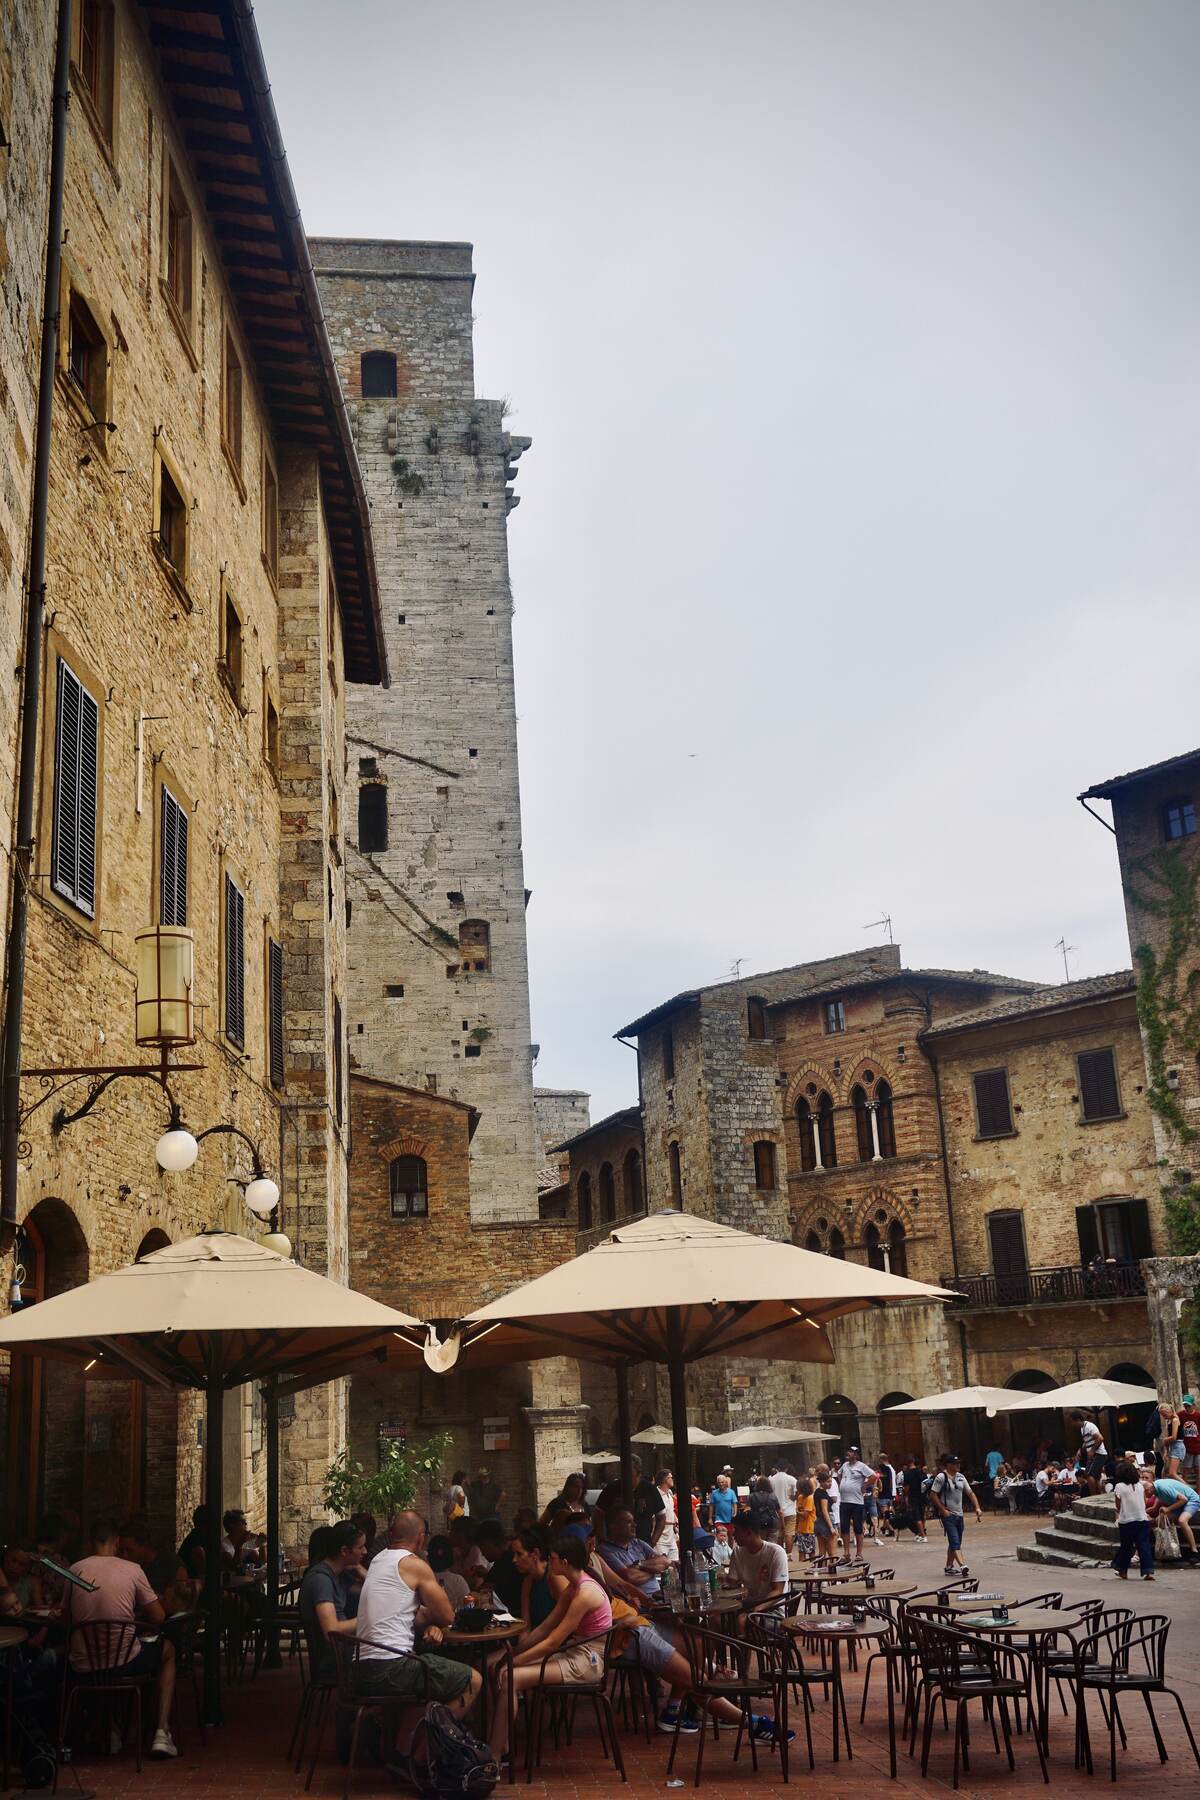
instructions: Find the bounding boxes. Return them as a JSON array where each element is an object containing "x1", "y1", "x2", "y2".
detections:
[
  {"x1": 524, "y1": 1629, "x2": 625, "y2": 1784},
  {"x1": 54, "y1": 1619, "x2": 166, "y2": 1787},
  {"x1": 907, "y1": 1613, "x2": 1048, "y2": 1791},
  {"x1": 1071, "y1": 1612, "x2": 1200, "y2": 1782},
  {"x1": 668, "y1": 1616, "x2": 788, "y2": 1788},
  {"x1": 305, "y1": 1634, "x2": 432, "y2": 1800}
]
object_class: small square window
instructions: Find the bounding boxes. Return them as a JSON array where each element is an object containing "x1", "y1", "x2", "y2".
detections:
[
  {"x1": 67, "y1": 291, "x2": 106, "y2": 421},
  {"x1": 157, "y1": 463, "x2": 187, "y2": 577},
  {"x1": 823, "y1": 1000, "x2": 846, "y2": 1035},
  {"x1": 223, "y1": 327, "x2": 243, "y2": 474},
  {"x1": 1163, "y1": 796, "x2": 1197, "y2": 842}
]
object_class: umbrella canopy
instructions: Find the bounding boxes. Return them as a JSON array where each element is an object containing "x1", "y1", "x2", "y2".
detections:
[
  {"x1": 631, "y1": 1423, "x2": 718, "y2": 1446},
  {"x1": 450, "y1": 1210, "x2": 953, "y2": 1561},
  {"x1": 453, "y1": 1210, "x2": 955, "y2": 1366},
  {"x1": 581, "y1": 1449, "x2": 619, "y2": 1466},
  {"x1": 1000, "y1": 1378, "x2": 1160, "y2": 1413},
  {"x1": 883, "y1": 1386, "x2": 1020, "y2": 1414},
  {"x1": 0, "y1": 1230, "x2": 427, "y2": 1723},
  {"x1": 0, "y1": 1230, "x2": 426, "y2": 1390},
  {"x1": 710, "y1": 1425, "x2": 839, "y2": 1448}
]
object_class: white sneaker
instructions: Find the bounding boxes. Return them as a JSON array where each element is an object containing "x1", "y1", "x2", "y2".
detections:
[{"x1": 151, "y1": 1728, "x2": 178, "y2": 1760}]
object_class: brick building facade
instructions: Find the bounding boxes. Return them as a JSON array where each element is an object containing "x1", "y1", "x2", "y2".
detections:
[{"x1": 0, "y1": 2, "x2": 384, "y2": 1548}]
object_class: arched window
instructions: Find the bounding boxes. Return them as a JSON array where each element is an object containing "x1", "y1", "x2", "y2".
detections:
[
  {"x1": 852, "y1": 1084, "x2": 873, "y2": 1162},
  {"x1": 360, "y1": 350, "x2": 397, "y2": 397},
  {"x1": 459, "y1": 919, "x2": 490, "y2": 972},
  {"x1": 578, "y1": 1172, "x2": 592, "y2": 1231},
  {"x1": 599, "y1": 1162, "x2": 616, "y2": 1223},
  {"x1": 805, "y1": 1230, "x2": 822, "y2": 1253},
  {"x1": 887, "y1": 1218, "x2": 907, "y2": 1277},
  {"x1": 796, "y1": 1096, "x2": 816, "y2": 1172},
  {"x1": 358, "y1": 783, "x2": 388, "y2": 853},
  {"x1": 668, "y1": 1141, "x2": 683, "y2": 1207},
  {"x1": 817, "y1": 1091, "x2": 837, "y2": 1168},
  {"x1": 753, "y1": 1140, "x2": 777, "y2": 1189},
  {"x1": 865, "y1": 1221, "x2": 885, "y2": 1272},
  {"x1": 819, "y1": 1392, "x2": 860, "y2": 1456},
  {"x1": 623, "y1": 1147, "x2": 643, "y2": 1214},
  {"x1": 828, "y1": 1227, "x2": 846, "y2": 1260},
  {"x1": 390, "y1": 1156, "x2": 428, "y2": 1218},
  {"x1": 876, "y1": 1080, "x2": 897, "y2": 1159}
]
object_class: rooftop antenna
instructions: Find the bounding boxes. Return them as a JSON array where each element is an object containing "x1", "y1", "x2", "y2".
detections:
[
  {"x1": 1054, "y1": 935, "x2": 1075, "y2": 981},
  {"x1": 729, "y1": 957, "x2": 745, "y2": 980},
  {"x1": 863, "y1": 912, "x2": 894, "y2": 945}
]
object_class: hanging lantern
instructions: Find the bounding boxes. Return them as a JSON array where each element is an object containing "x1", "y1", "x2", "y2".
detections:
[
  {"x1": 156, "y1": 1125, "x2": 199, "y2": 1172},
  {"x1": 135, "y1": 926, "x2": 195, "y2": 1046}
]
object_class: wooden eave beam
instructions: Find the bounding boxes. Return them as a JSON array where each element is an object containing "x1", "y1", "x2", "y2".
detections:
[{"x1": 148, "y1": 25, "x2": 234, "y2": 56}]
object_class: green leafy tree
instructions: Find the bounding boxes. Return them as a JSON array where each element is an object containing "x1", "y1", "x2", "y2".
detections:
[{"x1": 322, "y1": 1431, "x2": 452, "y2": 1524}]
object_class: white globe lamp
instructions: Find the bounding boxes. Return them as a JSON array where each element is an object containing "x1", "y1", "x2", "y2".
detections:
[
  {"x1": 262, "y1": 1231, "x2": 292, "y2": 1259},
  {"x1": 245, "y1": 1175, "x2": 281, "y2": 1219},
  {"x1": 155, "y1": 1126, "x2": 199, "y2": 1173}
]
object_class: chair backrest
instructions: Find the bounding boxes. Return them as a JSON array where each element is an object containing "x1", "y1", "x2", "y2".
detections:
[
  {"x1": 676, "y1": 1616, "x2": 749, "y2": 1686},
  {"x1": 332, "y1": 1633, "x2": 431, "y2": 1706},
  {"x1": 1077, "y1": 1611, "x2": 1167, "y2": 1682},
  {"x1": 69, "y1": 1617, "x2": 146, "y2": 1676},
  {"x1": 1019, "y1": 1590, "x2": 1063, "y2": 1609}
]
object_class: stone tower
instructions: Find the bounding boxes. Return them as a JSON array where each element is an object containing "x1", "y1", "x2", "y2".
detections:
[{"x1": 311, "y1": 240, "x2": 541, "y2": 1223}]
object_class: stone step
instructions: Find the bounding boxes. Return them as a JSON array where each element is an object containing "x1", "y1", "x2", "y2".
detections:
[
  {"x1": 1016, "y1": 1542, "x2": 1100, "y2": 1568},
  {"x1": 1033, "y1": 1525, "x2": 1115, "y2": 1560},
  {"x1": 1057, "y1": 1512, "x2": 1120, "y2": 1543},
  {"x1": 1070, "y1": 1494, "x2": 1120, "y2": 1519}
]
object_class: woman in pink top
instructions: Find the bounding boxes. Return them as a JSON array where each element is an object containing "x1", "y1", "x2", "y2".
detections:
[{"x1": 488, "y1": 1532, "x2": 612, "y2": 1757}]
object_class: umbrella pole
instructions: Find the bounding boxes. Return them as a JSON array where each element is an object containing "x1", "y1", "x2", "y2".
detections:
[
  {"x1": 665, "y1": 1308, "x2": 694, "y2": 1574},
  {"x1": 263, "y1": 1377, "x2": 282, "y2": 1668},
  {"x1": 616, "y1": 1362, "x2": 634, "y2": 1506},
  {"x1": 203, "y1": 1377, "x2": 224, "y2": 1726}
]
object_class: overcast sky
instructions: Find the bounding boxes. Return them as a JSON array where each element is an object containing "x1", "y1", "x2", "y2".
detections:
[{"x1": 258, "y1": 0, "x2": 1200, "y2": 1120}]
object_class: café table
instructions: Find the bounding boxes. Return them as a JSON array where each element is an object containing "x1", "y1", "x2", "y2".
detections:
[
  {"x1": 955, "y1": 1603, "x2": 1087, "y2": 1754},
  {"x1": 786, "y1": 1615, "x2": 887, "y2": 1763},
  {"x1": 1, "y1": 1622, "x2": 28, "y2": 1793},
  {"x1": 443, "y1": 1617, "x2": 524, "y2": 1781},
  {"x1": 836, "y1": 1581, "x2": 915, "y2": 1601}
]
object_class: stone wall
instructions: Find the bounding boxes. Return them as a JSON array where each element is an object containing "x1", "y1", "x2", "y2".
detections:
[{"x1": 312, "y1": 238, "x2": 543, "y2": 1226}]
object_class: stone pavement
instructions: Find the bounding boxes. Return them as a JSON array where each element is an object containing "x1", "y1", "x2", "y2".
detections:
[{"x1": 45, "y1": 1517, "x2": 1200, "y2": 1799}]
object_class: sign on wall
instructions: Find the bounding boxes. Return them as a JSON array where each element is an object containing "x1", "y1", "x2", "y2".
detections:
[{"x1": 483, "y1": 1416, "x2": 511, "y2": 1452}]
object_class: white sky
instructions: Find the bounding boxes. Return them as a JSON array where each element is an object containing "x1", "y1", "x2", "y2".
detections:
[{"x1": 257, "y1": 0, "x2": 1200, "y2": 1120}]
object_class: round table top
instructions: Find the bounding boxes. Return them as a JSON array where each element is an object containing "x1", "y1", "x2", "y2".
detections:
[
  {"x1": 836, "y1": 1580, "x2": 916, "y2": 1600},
  {"x1": 799, "y1": 1566, "x2": 864, "y2": 1583},
  {"x1": 958, "y1": 1606, "x2": 1079, "y2": 1636},
  {"x1": 0, "y1": 1624, "x2": 29, "y2": 1650},
  {"x1": 787, "y1": 1617, "x2": 887, "y2": 1642},
  {"x1": 654, "y1": 1593, "x2": 744, "y2": 1619},
  {"x1": 944, "y1": 1592, "x2": 1019, "y2": 1613},
  {"x1": 444, "y1": 1619, "x2": 524, "y2": 1646}
]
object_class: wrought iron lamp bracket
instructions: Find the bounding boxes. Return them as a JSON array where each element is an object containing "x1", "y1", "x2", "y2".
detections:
[{"x1": 18, "y1": 1047, "x2": 203, "y2": 1152}]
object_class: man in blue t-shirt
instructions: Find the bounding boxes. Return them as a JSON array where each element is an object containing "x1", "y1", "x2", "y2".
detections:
[
  {"x1": 1152, "y1": 1476, "x2": 1199, "y2": 1558},
  {"x1": 708, "y1": 1473, "x2": 737, "y2": 1527}
]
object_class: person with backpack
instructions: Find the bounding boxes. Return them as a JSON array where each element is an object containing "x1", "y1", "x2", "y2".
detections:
[{"x1": 928, "y1": 1454, "x2": 982, "y2": 1576}]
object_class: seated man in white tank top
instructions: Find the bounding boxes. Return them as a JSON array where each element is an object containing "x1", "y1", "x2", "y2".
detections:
[{"x1": 354, "y1": 1511, "x2": 481, "y2": 1742}]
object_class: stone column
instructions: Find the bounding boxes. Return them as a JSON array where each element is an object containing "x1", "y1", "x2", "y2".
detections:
[
  {"x1": 811, "y1": 1117, "x2": 823, "y2": 1171},
  {"x1": 524, "y1": 1358, "x2": 588, "y2": 1511},
  {"x1": 869, "y1": 1104, "x2": 882, "y2": 1162},
  {"x1": 1142, "y1": 1254, "x2": 1200, "y2": 1397}
]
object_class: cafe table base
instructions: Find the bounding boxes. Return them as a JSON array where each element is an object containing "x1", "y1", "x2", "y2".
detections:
[
  {"x1": 788, "y1": 1619, "x2": 886, "y2": 1763},
  {"x1": 442, "y1": 1621, "x2": 522, "y2": 1781}
]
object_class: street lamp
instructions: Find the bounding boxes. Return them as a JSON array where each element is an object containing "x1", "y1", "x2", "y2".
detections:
[{"x1": 154, "y1": 1107, "x2": 286, "y2": 1250}]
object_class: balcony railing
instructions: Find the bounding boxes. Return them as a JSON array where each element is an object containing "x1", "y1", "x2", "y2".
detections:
[{"x1": 941, "y1": 1260, "x2": 1147, "y2": 1309}]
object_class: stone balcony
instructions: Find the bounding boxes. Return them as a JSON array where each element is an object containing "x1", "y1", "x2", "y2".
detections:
[{"x1": 941, "y1": 1259, "x2": 1147, "y2": 1311}]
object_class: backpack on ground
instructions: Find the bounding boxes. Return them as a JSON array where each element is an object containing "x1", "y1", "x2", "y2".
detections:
[{"x1": 409, "y1": 1701, "x2": 499, "y2": 1800}]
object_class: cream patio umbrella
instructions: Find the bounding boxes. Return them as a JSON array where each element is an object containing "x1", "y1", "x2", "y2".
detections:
[
  {"x1": 710, "y1": 1425, "x2": 840, "y2": 1448},
  {"x1": 0, "y1": 1231, "x2": 427, "y2": 1720},
  {"x1": 883, "y1": 1386, "x2": 1020, "y2": 1415},
  {"x1": 443, "y1": 1210, "x2": 956, "y2": 1560},
  {"x1": 1000, "y1": 1376, "x2": 1161, "y2": 1458},
  {"x1": 631, "y1": 1423, "x2": 719, "y2": 1446}
]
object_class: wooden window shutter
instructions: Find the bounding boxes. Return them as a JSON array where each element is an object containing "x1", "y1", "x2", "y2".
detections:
[
  {"x1": 268, "y1": 938, "x2": 284, "y2": 1089},
  {"x1": 1078, "y1": 1049, "x2": 1120, "y2": 1121},
  {"x1": 224, "y1": 874, "x2": 245, "y2": 1048},
  {"x1": 1125, "y1": 1197, "x2": 1152, "y2": 1259},
  {"x1": 333, "y1": 995, "x2": 343, "y2": 1126},
  {"x1": 51, "y1": 658, "x2": 98, "y2": 917},
  {"x1": 987, "y1": 1212, "x2": 1027, "y2": 1276},
  {"x1": 973, "y1": 1069, "x2": 1013, "y2": 1138},
  {"x1": 1075, "y1": 1204, "x2": 1100, "y2": 1264},
  {"x1": 159, "y1": 786, "x2": 188, "y2": 925}
]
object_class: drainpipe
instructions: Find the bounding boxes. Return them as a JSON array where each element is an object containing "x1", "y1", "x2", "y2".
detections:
[
  {"x1": 925, "y1": 1032, "x2": 972, "y2": 1386},
  {"x1": 0, "y1": 0, "x2": 74, "y2": 1258}
]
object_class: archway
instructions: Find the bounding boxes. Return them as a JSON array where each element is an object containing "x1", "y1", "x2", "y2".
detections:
[
  {"x1": 5, "y1": 1199, "x2": 89, "y2": 1539},
  {"x1": 819, "y1": 1393, "x2": 860, "y2": 1457},
  {"x1": 1004, "y1": 1369, "x2": 1058, "y2": 1464},
  {"x1": 129, "y1": 1231, "x2": 178, "y2": 1538},
  {"x1": 877, "y1": 1392, "x2": 923, "y2": 1464},
  {"x1": 1105, "y1": 1362, "x2": 1156, "y2": 1455}
]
